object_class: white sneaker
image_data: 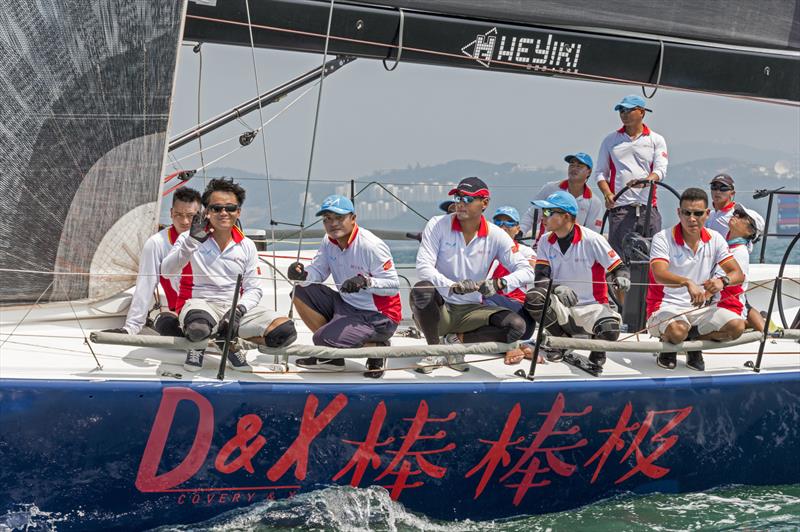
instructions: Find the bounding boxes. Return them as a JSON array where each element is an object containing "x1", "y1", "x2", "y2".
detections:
[
  {"x1": 415, "y1": 355, "x2": 447, "y2": 374},
  {"x1": 443, "y1": 334, "x2": 469, "y2": 372},
  {"x1": 183, "y1": 349, "x2": 204, "y2": 372}
]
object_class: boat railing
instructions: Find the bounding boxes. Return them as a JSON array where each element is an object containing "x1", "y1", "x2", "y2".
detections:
[{"x1": 753, "y1": 187, "x2": 800, "y2": 264}]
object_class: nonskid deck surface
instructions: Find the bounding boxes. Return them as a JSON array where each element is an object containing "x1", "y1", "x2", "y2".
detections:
[{"x1": 1, "y1": 259, "x2": 799, "y2": 384}]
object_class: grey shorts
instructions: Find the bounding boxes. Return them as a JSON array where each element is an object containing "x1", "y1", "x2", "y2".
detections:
[
  {"x1": 608, "y1": 204, "x2": 662, "y2": 256},
  {"x1": 294, "y1": 283, "x2": 398, "y2": 348}
]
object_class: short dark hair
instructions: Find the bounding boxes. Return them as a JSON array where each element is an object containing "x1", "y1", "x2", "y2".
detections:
[
  {"x1": 680, "y1": 187, "x2": 708, "y2": 207},
  {"x1": 172, "y1": 187, "x2": 201, "y2": 206},
  {"x1": 202, "y1": 178, "x2": 246, "y2": 207}
]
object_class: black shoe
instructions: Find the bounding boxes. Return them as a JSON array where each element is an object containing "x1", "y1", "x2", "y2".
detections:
[
  {"x1": 657, "y1": 352, "x2": 677, "y2": 370},
  {"x1": 226, "y1": 346, "x2": 251, "y2": 371},
  {"x1": 296, "y1": 357, "x2": 345, "y2": 371},
  {"x1": 588, "y1": 351, "x2": 606, "y2": 367},
  {"x1": 686, "y1": 351, "x2": 705, "y2": 371},
  {"x1": 364, "y1": 358, "x2": 384, "y2": 379}
]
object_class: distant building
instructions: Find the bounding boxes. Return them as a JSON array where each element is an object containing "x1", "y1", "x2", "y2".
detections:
[{"x1": 777, "y1": 194, "x2": 800, "y2": 235}]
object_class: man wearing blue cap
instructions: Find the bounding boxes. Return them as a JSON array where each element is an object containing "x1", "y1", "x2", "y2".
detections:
[
  {"x1": 521, "y1": 152, "x2": 604, "y2": 239},
  {"x1": 525, "y1": 191, "x2": 631, "y2": 367},
  {"x1": 594, "y1": 94, "x2": 669, "y2": 255},
  {"x1": 287, "y1": 194, "x2": 402, "y2": 378}
]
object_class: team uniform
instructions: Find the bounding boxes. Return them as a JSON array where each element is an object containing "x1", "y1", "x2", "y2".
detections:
[
  {"x1": 123, "y1": 226, "x2": 190, "y2": 334},
  {"x1": 533, "y1": 224, "x2": 624, "y2": 334},
  {"x1": 706, "y1": 201, "x2": 736, "y2": 238},
  {"x1": 646, "y1": 225, "x2": 741, "y2": 337},
  {"x1": 594, "y1": 124, "x2": 668, "y2": 253},
  {"x1": 415, "y1": 214, "x2": 535, "y2": 336},
  {"x1": 162, "y1": 226, "x2": 280, "y2": 338},
  {"x1": 714, "y1": 242, "x2": 748, "y2": 318},
  {"x1": 295, "y1": 225, "x2": 401, "y2": 347},
  {"x1": 520, "y1": 180, "x2": 604, "y2": 238}
]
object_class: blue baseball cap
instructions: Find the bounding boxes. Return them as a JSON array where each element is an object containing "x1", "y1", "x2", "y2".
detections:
[
  {"x1": 531, "y1": 191, "x2": 578, "y2": 216},
  {"x1": 564, "y1": 152, "x2": 593, "y2": 169},
  {"x1": 492, "y1": 206, "x2": 520, "y2": 224},
  {"x1": 315, "y1": 194, "x2": 355, "y2": 216},
  {"x1": 614, "y1": 94, "x2": 653, "y2": 113},
  {"x1": 439, "y1": 199, "x2": 455, "y2": 213}
]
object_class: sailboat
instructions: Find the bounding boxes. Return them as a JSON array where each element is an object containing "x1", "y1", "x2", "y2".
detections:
[{"x1": 1, "y1": 0, "x2": 799, "y2": 530}]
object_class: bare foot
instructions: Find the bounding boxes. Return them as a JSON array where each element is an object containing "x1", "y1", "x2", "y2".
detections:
[{"x1": 504, "y1": 345, "x2": 544, "y2": 365}]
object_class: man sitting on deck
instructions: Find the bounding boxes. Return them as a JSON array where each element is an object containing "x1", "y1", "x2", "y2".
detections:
[
  {"x1": 646, "y1": 187, "x2": 746, "y2": 371},
  {"x1": 410, "y1": 177, "x2": 534, "y2": 374},
  {"x1": 287, "y1": 194, "x2": 401, "y2": 378},
  {"x1": 524, "y1": 191, "x2": 631, "y2": 367},
  {"x1": 162, "y1": 178, "x2": 296, "y2": 372},
  {"x1": 103, "y1": 187, "x2": 201, "y2": 336}
]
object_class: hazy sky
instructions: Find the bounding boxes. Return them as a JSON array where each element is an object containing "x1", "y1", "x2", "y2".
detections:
[{"x1": 167, "y1": 44, "x2": 799, "y2": 184}]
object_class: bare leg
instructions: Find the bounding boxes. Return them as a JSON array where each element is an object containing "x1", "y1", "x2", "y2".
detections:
[
  {"x1": 662, "y1": 321, "x2": 690, "y2": 344},
  {"x1": 293, "y1": 297, "x2": 328, "y2": 333},
  {"x1": 747, "y1": 307, "x2": 765, "y2": 333},
  {"x1": 697, "y1": 319, "x2": 746, "y2": 342},
  {"x1": 244, "y1": 316, "x2": 293, "y2": 346}
]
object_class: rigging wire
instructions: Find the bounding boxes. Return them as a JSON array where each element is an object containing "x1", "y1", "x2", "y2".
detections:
[
  {"x1": 194, "y1": 42, "x2": 207, "y2": 181},
  {"x1": 641, "y1": 40, "x2": 664, "y2": 99}
]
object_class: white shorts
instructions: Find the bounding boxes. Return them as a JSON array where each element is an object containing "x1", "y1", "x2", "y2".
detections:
[
  {"x1": 550, "y1": 297, "x2": 620, "y2": 335},
  {"x1": 179, "y1": 299, "x2": 282, "y2": 339},
  {"x1": 646, "y1": 305, "x2": 742, "y2": 338}
]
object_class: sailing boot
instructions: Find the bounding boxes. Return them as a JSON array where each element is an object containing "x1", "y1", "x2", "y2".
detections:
[{"x1": 686, "y1": 351, "x2": 705, "y2": 371}]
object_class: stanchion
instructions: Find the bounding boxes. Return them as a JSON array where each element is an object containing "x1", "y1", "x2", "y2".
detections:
[
  {"x1": 217, "y1": 274, "x2": 243, "y2": 380},
  {"x1": 515, "y1": 277, "x2": 554, "y2": 381}
]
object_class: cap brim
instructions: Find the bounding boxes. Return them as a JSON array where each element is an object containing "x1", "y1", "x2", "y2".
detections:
[
  {"x1": 315, "y1": 207, "x2": 353, "y2": 216},
  {"x1": 531, "y1": 199, "x2": 557, "y2": 209},
  {"x1": 614, "y1": 104, "x2": 652, "y2": 112},
  {"x1": 448, "y1": 187, "x2": 489, "y2": 197}
]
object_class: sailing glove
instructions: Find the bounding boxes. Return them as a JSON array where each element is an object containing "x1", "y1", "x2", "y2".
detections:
[
  {"x1": 218, "y1": 304, "x2": 247, "y2": 339},
  {"x1": 450, "y1": 279, "x2": 481, "y2": 295},
  {"x1": 189, "y1": 210, "x2": 212, "y2": 242},
  {"x1": 340, "y1": 274, "x2": 370, "y2": 293},
  {"x1": 553, "y1": 285, "x2": 579, "y2": 307},
  {"x1": 287, "y1": 261, "x2": 308, "y2": 281},
  {"x1": 614, "y1": 277, "x2": 631, "y2": 292}
]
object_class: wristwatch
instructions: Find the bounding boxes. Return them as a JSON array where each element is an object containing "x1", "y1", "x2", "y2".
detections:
[{"x1": 720, "y1": 275, "x2": 731, "y2": 287}]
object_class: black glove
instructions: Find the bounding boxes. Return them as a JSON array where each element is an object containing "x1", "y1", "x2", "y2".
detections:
[
  {"x1": 287, "y1": 261, "x2": 308, "y2": 281},
  {"x1": 189, "y1": 210, "x2": 212, "y2": 242},
  {"x1": 218, "y1": 304, "x2": 247, "y2": 339},
  {"x1": 450, "y1": 279, "x2": 481, "y2": 295},
  {"x1": 340, "y1": 274, "x2": 370, "y2": 293},
  {"x1": 102, "y1": 327, "x2": 128, "y2": 334},
  {"x1": 553, "y1": 285, "x2": 578, "y2": 307}
]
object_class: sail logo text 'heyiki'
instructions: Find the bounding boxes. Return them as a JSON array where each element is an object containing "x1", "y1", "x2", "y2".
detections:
[{"x1": 461, "y1": 28, "x2": 582, "y2": 72}]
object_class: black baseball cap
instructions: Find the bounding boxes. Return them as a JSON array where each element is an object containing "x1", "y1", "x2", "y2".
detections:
[{"x1": 448, "y1": 176, "x2": 489, "y2": 197}]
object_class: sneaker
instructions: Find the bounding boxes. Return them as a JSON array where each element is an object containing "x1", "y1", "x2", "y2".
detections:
[
  {"x1": 296, "y1": 356, "x2": 345, "y2": 371},
  {"x1": 226, "y1": 346, "x2": 251, "y2": 371},
  {"x1": 183, "y1": 349, "x2": 205, "y2": 372},
  {"x1": 542, "y1": 348, "x2": 565, "y2": 362},
  {"x1": 364, "y1": 358, "x2": 385, "y2": 379},
  {"x1": 415, "y1": 355, "x2": 447, "y2": 374},
  {"x1": 657, "y1": 352, "x2": 677, "y2": 370},
  {"x1": 588, "y1": 351, "x2": 606, "y2": 367},
  {"x1": 686, "y1": 351, "x2": 705, "y2": 371},
  {"x1": 443, "y1": 333, "x2": 469, "y2": 372}
]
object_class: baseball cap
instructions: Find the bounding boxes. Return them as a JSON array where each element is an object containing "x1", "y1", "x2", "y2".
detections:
[
  {"x1": 531, "y1": 190, "x2": 579, "y2": 216},
  {"x1": 564, "y1": 152, "x2": 593, "y2": 169},
  {"x1": 315, "y1": 194, "x2": 355, "y2": 216},
  {"x1": 734, "y1": 204, "x2": 765, "y2": 243},
  {"x1": 492, "y1": 206, "x2": 520, "y2": 224},
  {"x1": 710, "y1": 173, "x2": 735, "y2": 187},
  {"x1": 448, "y1": 176, "x2": 490, "y2": 197},
  {"x1": 439, "y1": 200, "x2": 455, "y2": 213},
  {"x1": 614, "y1": 94, "x2": 653, "y2": 113}
]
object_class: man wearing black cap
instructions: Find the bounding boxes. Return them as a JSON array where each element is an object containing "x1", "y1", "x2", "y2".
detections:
[
  {"x1": 410, "y1": 177, "x2": 535, "y2": 374},
  {"x1": 594, "y1": 95, "x2": 669, "y2": 255},
  {"x1": 706, "y1": 174, "x2": 737, "y2": 237}
]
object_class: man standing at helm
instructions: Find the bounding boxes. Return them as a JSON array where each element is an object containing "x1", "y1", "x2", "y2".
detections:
[{"x1": 594, "y1": 94, "x2": 669, "y2": 255}]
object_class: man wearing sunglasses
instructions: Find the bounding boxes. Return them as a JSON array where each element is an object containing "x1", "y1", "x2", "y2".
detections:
[
  {"x1": 646, "y1": 188, "x2": 745, "y2": 371},
  {"x1": 162, "y1": 178, "x2": 296, "y2": 372},
  {"x1": 706, "y1": 174, "x2": 738, "y2": 237},
  {"x1": 411, "y1": 177, "x2": 534, "y2": 373},
  {"x1": 286, "y1": 194, "x2": 401, "y2": 378},
  {"x1": 525, "y1": 191, "x2": 630, "y2": 367},
  {"x1": 520, "y1": 152, "x2": 604, "y2": 239},
  {"x1": 594, "y1": 94, "x2": 669, "y2": 255}
]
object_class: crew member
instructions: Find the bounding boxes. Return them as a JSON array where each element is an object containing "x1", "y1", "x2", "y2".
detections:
[
  {"x1": 646, "y1": 187, "x2": 745, "y2": 371},
  {"x1": 706, "y1": 173, "x2": 738, "y2": 237},
  {"x1": 287, "y1": 194, "x2": 401, "y2": 378},
  {"x1": 595, "y1": 95, "x2": 669, "y2": 255},
  {"x1": 524, "y1": 191, "x2": 631, "y2": 367},
  {"x1": 162, "y1": 178, "x2": 296, "y2": 372},
  {"x1": 103, "y1": 187, "x2": 201, "y2": 336},
  {"x1": 410, "y1": 177, "x2": 534, "y2": 374},
  {"x1": 521, "y1": 152, "x2": 604, "y2": 238}
]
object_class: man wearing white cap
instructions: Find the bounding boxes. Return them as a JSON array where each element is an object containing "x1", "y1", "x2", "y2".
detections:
[
  {"x1": 287, "y1": 194, "x2": 401, "y2": 378},
  {"x1": 594, "y1": 95, "x2": 669, "y2": 255},
  {"x1": 524, "y1": 191, "x2": 631, "y2": 367},
  {"x1": 410, "y1": 177, "x2": 535, "y2": 373},
  {"x1": 521, "y1": 152, "x2": 604, "y2": 239}
]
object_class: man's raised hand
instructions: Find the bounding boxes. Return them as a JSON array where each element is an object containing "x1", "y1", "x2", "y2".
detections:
[
  {"x1": 287, "y1": 261, "x2": 308, "y2": 281},
  {"x1": 189, "y1": 210, "x2": 212, "y2": 242}
]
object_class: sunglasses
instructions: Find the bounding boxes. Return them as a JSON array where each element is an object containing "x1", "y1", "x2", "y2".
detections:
[
  {"x1": 618, "y1": 107, "x2": 641, "y2": 114},
  {"x1": 542, "y1": 208, "x2": 566, "y2": 217},
  {"x1": 710, "y1": 184, "x2": 734, "y2": 192},
  {"x1": 208, "y1": 203, "x2": 239, "y2": 213},
  {"x1": 733, "y1": 210, "x2": 756, "y2": 230},
  {"x1": 493, "y1": 219, "x2": 518, "y2": 228},
  {"x1": 680, "y1": 209, "x2": 707, "y2": 218},
  {"x1": 453, "y1": 195, "x2": 482, "y2": 204}
]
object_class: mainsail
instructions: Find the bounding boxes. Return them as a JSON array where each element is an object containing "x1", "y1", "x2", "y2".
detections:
[{"x1": 0, "y1": 1, "x2": 186, "y2": 304}]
